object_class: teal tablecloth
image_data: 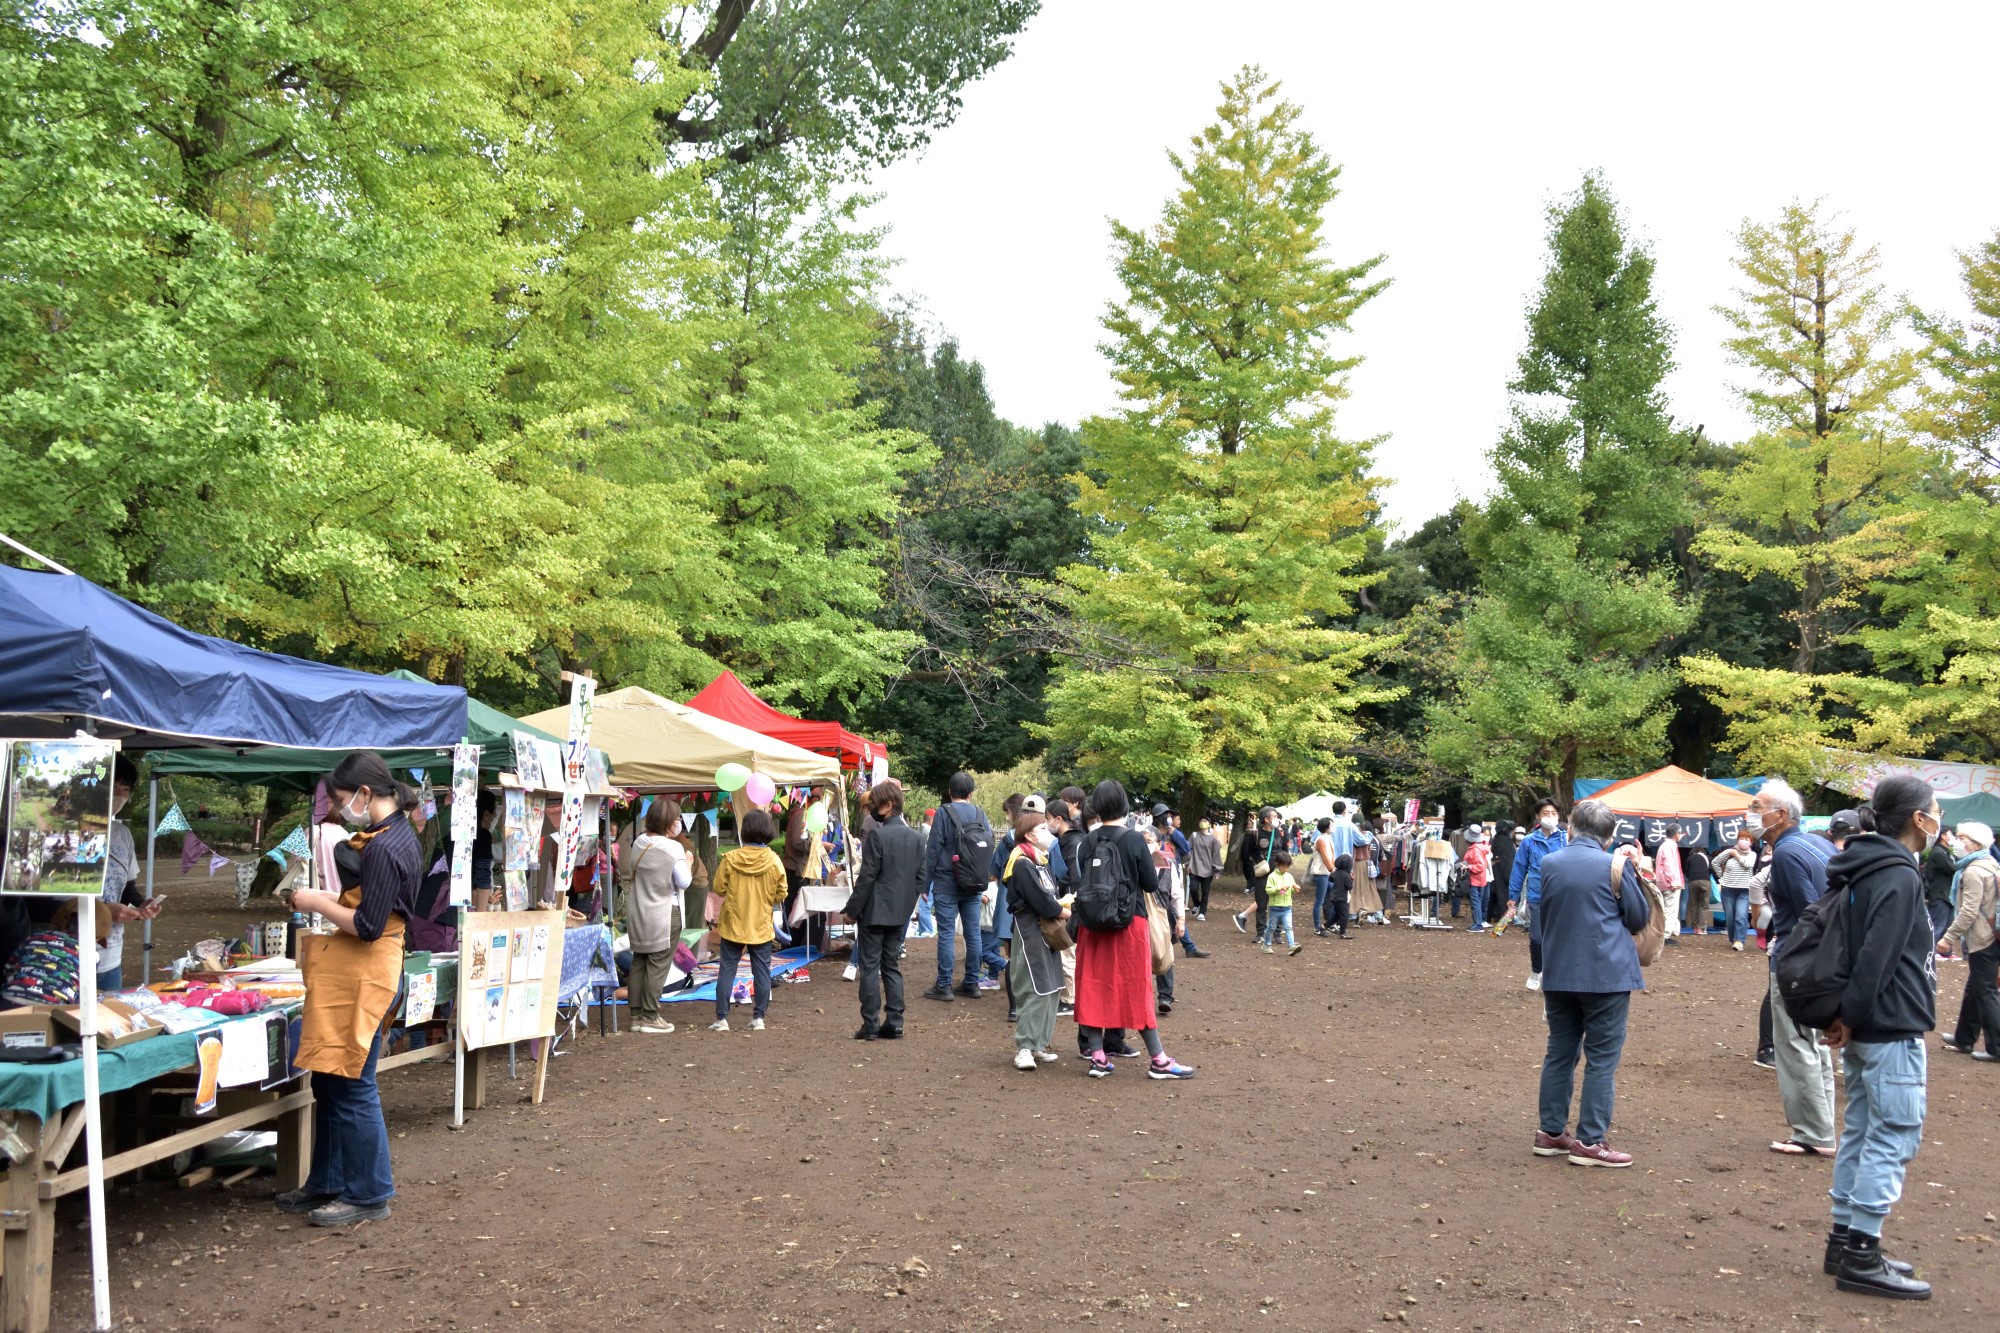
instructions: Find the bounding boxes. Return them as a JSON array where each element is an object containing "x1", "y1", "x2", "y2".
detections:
[{"x1": 0, "y1": 1029, "x2": 203, "y2": 1124}]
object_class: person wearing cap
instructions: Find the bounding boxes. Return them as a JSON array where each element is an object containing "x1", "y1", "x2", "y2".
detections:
[
  {"x1": 1186, "y1": 818, "x2": 1224, "y2": 921},
  {"x1": 1152, "y1": 804, "x2": 1206, "y2": 963},
  {"x1": 1829, "y1": 808, "x2": 1870, "y2": 852},
  {"x1": 1936, "y1": 820, "x2": 1999, "y2": 1060},
  {"x1": 1462, "y1": 823, "x2": 1494, "y2": 932}
]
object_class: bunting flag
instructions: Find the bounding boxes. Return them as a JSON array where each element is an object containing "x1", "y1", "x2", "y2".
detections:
[
  {"x1": 208, "y1": 854, "x2": 231, "y2": 876},
  {"x1": 266, "y1": 824, "x2": 311, "y2": 864},
  {"x1": 180, "y1": 832, "x2": 211, "y2": 875},
  {"x1": 154, "y1": 804, "x2": 191, "y2": 835},
  {"x1": 312, "y1": 780, "x2": 331, "y2": 826},
  {"x1": 705, "y1": 809, "x2": 719, "y2": 834}
]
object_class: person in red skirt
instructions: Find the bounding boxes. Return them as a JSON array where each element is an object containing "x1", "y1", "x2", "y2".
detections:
[{"x1": 1073, "y1": 780, "x2": 1195, "y2": 1080}]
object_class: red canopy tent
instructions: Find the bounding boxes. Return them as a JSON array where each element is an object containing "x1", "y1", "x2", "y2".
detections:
[
  {"x1": 684, "y1": 670, "x2": 887, "y2": 773},
  {"x1": 1592, "y1": 765, "x2": 1750, "y2": 817}
]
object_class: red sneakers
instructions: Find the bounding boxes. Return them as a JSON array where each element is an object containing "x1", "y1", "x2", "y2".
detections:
[
  {"x1": 1532, "y1": 1130, "x2": 1580, "y2": 1157},
  {"x1": 1567, "y1": 1141, "x2": 1633, "y2": 1168}
]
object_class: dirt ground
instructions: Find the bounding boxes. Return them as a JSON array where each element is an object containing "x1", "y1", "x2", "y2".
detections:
[{"x1": 47, "y1": 874, "x2": 2000, "y2": 1332}]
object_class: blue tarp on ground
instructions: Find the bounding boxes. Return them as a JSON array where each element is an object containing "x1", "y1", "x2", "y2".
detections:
[
  {"x1": 0, "y1": 567, "x2": 465, "y2": 748},
  {"x1": 663, "y1": 947, "x2": 819, "y2": 1004}
]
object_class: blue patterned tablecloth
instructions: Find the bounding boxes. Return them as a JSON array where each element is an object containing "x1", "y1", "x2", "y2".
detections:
[{"x1": 556, "y1": 924, "x2": 617, "y2": 1003}]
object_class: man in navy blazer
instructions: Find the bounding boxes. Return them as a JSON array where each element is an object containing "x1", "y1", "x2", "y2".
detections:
[{"x1": 1532, "y1": 799, "x2": 1651, "y2": 1168}]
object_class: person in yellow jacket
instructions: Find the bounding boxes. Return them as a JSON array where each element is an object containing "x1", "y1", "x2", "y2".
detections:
[{"x1": 707, "y1": 807, "x2": 790, "y2": 1032}]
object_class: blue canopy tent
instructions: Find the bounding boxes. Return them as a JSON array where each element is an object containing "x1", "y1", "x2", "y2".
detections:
[
  {"x1": 0, "y1": 566, "x2": 465, "y2": 748},
  {"x1": 0, "y1": 561, "x2": 466, "y2": 1330}
]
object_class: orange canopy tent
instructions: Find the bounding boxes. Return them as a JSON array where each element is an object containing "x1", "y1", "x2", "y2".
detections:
[
  {"x1": 1591, "y1": 765, "x2": 1752, "y2": 817},
  {"x1": 684, "y1": 670, "x2": 887, "y2": 773}
]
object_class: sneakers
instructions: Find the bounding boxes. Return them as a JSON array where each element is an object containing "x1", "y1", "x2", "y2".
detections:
[
  {"x1": 1056, "y1": 1004, "x2": 1074, "y2": 1018},
  {"x1": 1261, "y1": 945, "x2": 1274, "y2": 954},
  {"x1": 1834, "y1": 1232, "x2": 1932, "y2": 1300},
  {"x1": 631, "y1": 1019, "x2": 675, "y2": 1035},
  {"x1": 1107, "y1": 1042, "x2": 1144, "y2": 1058},
  {"x1": 1086, "y1": 1054, "x2": 1115, "y2": 1078},
  {"x1": 1752, "y1": 1049, "x2": 1776, "y2": 1070},
  {"x1": 1196, "y1": 912, "x2": 1206, "y2": 922},
  {"x1": 1182, "y1": 941, "x2": 1211, "y2": 958},
  {"x1": 1288, "y1": 944, "x2": 1304, "y2": 957},
  {"x1": 978, "y1": 976, "x2": 1003, "y2": 991},
  {"x1": 309, "y1": 1199, "x2": 391, "y2": 1227},
  {"x1": 750, "y1": 1017, "x2": 766, "y2": 1031},
  {"x1": 1732, "y1": 941, "x2": 1745, "y2": 952},
  {"x1": 842, "y1": 963, "x2": 859, "y2": 982},
  {"x1": 954, "y1": 981, "x2": 983, "y2": 999},
  {"x1": 1823, "y1": 1226, "x2": 1915, "y2": 1277},
  {"x1": 1532, "y1": 1129, "x2": 1580, "y2": 1157},
  {"x1": 922, "y1": 985, "x2": 954, "y2": 1003},
  {"x1": 1525, "y1": 973, "x2": 1542, "y2": 991},
  {"x1": 708, "y1": 1018, "x2": 730, "y2": 1032},
  {"x1": 1233, "y1": 912, "x2": 1248, "y2": 934},
  {"x1": 1314, "y1": 928, "x2": 1328, "y2": 937},
  {"x1": 1566, "y1": 1141, "x2": 1633, "y2": 1168},
  {"x1": 1014, "y1": 1047, "x2": 1038, "y2": 1071},
  {"x1": 1147, "y1": 1055, "x2": 1196, "y2": 1080},
  {"x1": 1035, "y1": 1049, "x2": 1059, "y2": 1063}
]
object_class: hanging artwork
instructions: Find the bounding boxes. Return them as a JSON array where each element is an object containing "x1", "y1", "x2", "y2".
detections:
[
  {"x1": 503, "y1": 788, "x2": 533, "y2": 871},
  {"x1": 513, "y1": 732, "x2": 543, "y2": 791},
  {"x1": 2, "y1": 739, "x2": 117, "y2": 894},
  {"x1": 449, "y1": 743, "x2": 480, "y2": 906},
  {"x1": 502, "y1": 869, "x2": 529, "y2": 913}
]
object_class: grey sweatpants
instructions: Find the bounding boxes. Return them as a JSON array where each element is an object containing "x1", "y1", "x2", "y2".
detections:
[
  {"x1": 629, "y1": 948, "x2": 672, "y2": 1025},
  {"x1": 1770, "y1": 970, "x2": 1836, "y2": 1149}
]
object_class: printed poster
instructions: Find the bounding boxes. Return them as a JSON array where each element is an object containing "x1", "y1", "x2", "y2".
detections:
[
  {"x1": 193, "y1": 1030, "x2": 223, "y2": 1114},
  {"x1": 503, "y1": 869, "x2": 530, "y2": 912},
  {"x1": 484, "y1": 985, "x2": 506, "y2": 1036},
  {"x1": 466, "y1": 931, "x2": 489, "y2": 985},
  {"x1": 2, "y1": 739, "x2": 117, "y2": 894},
  {"x1": 488, "y1": 930, "x2": 510, "y2": 985},
  {"x1": 531, "y1": 740, "x2": 565, "y2": 792}
]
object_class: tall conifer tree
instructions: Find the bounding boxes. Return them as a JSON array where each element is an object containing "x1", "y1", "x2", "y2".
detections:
[
  {"x1": 1036, "y1": 67, "x2": 1392, "y2": 815},
  {"x1": 1427, "y1": 176, "x2": 1694, "y2": 808}
]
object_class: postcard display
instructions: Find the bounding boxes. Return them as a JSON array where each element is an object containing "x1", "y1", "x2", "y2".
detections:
[{"x1": 457, "y1": 908, "x2": 565, "y2": 1051}]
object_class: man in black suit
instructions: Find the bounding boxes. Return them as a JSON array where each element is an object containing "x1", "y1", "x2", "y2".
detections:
[{"x1": 846, "y1": 781, "x2": 927, "y2": 1040}]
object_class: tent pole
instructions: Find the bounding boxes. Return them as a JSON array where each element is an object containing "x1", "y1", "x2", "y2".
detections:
[
  {"x1": 142, "y1": 778, "x2": 157, "y2": 976},
  {"x1": 77, "y1": 906, "x2": 111, "y2": 1330},
  {"x1": 453, "y1": 908, "x2": 465, "y2": 1128}
]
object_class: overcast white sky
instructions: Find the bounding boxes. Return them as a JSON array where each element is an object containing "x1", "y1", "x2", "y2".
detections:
[{"x1": 861, "y1": 1, "x2": 2000, "y2": 530}]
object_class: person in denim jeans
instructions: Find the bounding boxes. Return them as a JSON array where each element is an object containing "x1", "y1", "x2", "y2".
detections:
[
  {"x1": 1714, "y1": 835, "x2": 1758, "y2": 951},
  {"x1": 1260, "y1": 853, "x2": 1302, "y2": 955},
  {"x1": 920, "y1": 773, "x2": 992, "y2": 1001},
  {"x1": 1819, "y1": 774, "x2": 1941, "y2": 1301}
]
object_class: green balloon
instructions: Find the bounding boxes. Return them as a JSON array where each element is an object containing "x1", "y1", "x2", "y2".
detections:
[
  {"x1": 714, "y1": 762, "x2": 750, "y2": 792},
  {"x1": 804, "y1": 803, "x2": 828, "y2": 833}
]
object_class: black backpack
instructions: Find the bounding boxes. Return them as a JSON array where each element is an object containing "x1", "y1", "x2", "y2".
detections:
[
  {"x1": 1774, "y1": 888, "x2": 1852, "y2": 1031},
  {"x1": 947, "y1": 804, "x2": 993, "y2": 893},
  {"x1": 1074, "y1": 828, "x2": 1140, "y2": 932}
]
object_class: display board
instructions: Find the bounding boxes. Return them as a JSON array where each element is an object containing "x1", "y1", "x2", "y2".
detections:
[
  {"x1": 1, "y1": 738, "x2": 117, "y2": 894},
  {"x1": 457, "y1": 908, "x2": 565, "y2": 1051}
]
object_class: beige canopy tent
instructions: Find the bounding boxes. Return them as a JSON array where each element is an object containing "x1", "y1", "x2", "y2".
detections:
[{"x1": 520, "y1": 685, "x2": 840, "y2": 791}]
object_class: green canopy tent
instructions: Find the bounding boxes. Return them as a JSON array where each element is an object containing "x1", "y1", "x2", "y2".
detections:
[
  {"x1": 1940, "y1": 791, "x2": 2000, "y2": 828},
  {"x1": 150, "y1": 671, "x2": 583, "y2": 790}
]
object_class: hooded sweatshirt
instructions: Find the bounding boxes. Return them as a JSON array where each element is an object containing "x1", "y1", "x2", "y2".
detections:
[{"x1": 1826, "y1": 833, "x2": 1936, "y2": 1043}]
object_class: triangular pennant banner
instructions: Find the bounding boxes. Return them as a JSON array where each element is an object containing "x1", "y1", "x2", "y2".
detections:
[
  {"x1": 180, "y1": 832, "x2": 211, "y2": 875},
  {"x1": 154, "y1": 804, "x2": 191, "y2": 835},
  {"x1": 209, "y1": 854, "x2": 231, "y2": 876},
  {"x1": 270, "y1": 825, "x2": 311, "y2": 861}
]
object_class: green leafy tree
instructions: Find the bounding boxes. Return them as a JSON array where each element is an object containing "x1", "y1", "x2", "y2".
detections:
[
  {"x1": 1682, "y1": 201, "x2": 1942, "y2": 777},
  {"x1": 853, "y1": 315, "x2": 1088, "y2": 788},
  {"x1": 1034, "y1": 67, "x2": 1394, "y2": 817},
  {"x1": 1428, "y1": 176, "x2": 1695, "y2": 809},
  {"x1": 660, "y1": 0, "x2": 1038, "y2": 171}
]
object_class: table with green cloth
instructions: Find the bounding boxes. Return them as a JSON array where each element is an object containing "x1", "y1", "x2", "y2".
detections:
[{"x1": 0, "y1": 1011, "x2": 315, "y2": 1333}]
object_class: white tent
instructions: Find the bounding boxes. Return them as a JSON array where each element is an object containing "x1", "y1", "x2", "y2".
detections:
[
  {"x1": 1277, "y1": 791, "x2": 1350, "y2": 823},
  {"x1": 520, "y1": 685, "x2": 840, "y2": 790}
]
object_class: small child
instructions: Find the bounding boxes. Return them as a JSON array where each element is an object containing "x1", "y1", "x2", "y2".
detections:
[
  {"x1": 1261, "y1": 852, "x2": 1304, "y2": 955},
  {"x1": 1325, "y1": 854, "x2": 1354, "y2": 939}
]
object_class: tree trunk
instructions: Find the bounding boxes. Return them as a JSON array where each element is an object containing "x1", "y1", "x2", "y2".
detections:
[
  {"x1": 1177, "y1": 773, "x2": 1207, "y2": 832},
  {"x1": 1557, "y1": 747, "x2": 1580, "y2": 816}
]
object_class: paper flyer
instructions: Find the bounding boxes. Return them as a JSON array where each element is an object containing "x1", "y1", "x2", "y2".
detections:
[
  {"x1": 467, "y1": 931, "x2": 489, "y2": 984},
  {"x1": 522, "y1": 983, "x2": 542, "y2": 1033},
  {"x1": 217, "y1": 1016, "x2": 270, "y2": 1088},
  {"x1": 404, "y1": 970, "x2": 437, "y2": 1025},
  {"x1": 503, "y1": 788, "x2": 531, "y2": 870},
  {"x1": 194, "y1": 1031, "x2": 223, "y2": 1114},
  {"x1": 509, "y1": 927, "x2": 530, "y2": 983},
  {"x1": 527, "y1": 925, "x2": 550, "y2": 981},
  {"x1": 505, "y1": 986, "x2": 530, "y2": 1042},
  {"x1": 488, "y1": 930, "x2": 510, "y2": 984},
  {"x1": 449, "y1": 743, "x2": 479, "y2": 905},
  {"x1": 532, "y1": 740, "x2": 565, "y2": 792},
  {"x1": 2, "y1": 739, "x2": 116, "y2": 894},
  {"x1": 485, "y1": 985, "x2": 506, "y2": 1034}
]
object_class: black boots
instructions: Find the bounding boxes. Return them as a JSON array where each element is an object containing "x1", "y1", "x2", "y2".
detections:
[
  {"x1": 1822, "y1": 1225, "x2": 1913, "y2": 1276},
  {"x1": 1831, "y1": 1230, "x2": 1930, "y2": 1300}
]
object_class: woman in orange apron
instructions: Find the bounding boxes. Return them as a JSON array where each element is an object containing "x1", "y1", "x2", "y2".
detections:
[{"x1": 275, "y1": 753, "x2": 422, "y2": 1227}]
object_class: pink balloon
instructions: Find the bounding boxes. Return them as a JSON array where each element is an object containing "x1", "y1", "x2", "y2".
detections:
[{"x1": 744, "y1": 773, "x2": 775, "y2": 806}]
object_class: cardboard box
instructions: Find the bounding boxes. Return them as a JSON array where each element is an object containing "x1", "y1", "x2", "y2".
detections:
[
  {"x1": 52, "y1": 998, "x2": 162, "y2": 1049},
  {"x1": 0, "y1": 1006, "x2": 58, "y2": 1052}
]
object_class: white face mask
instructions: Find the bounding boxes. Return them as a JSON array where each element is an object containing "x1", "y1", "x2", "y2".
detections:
[
  {"x1": 1920, "y1": 811, "x2": 1941, "y2": 853},
  {"x1": 1030, "y1": 827, "x2": 1055, "y2": 852},
  {"x1": 341, "y1": 792, "x2": 372, "y2": 827},
  {"x1": 1540, "y1": 813, "x2": 1559, "y2": 832},
  {"x1": 1741, "y1": 811, "x2": 1765, "y2": 837}
]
